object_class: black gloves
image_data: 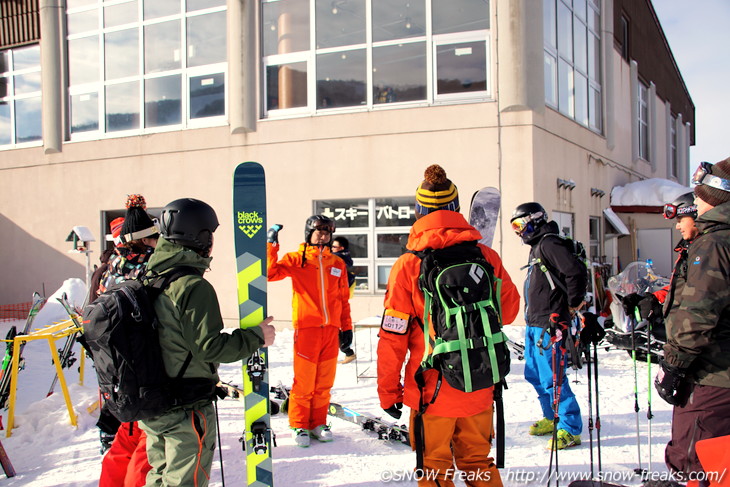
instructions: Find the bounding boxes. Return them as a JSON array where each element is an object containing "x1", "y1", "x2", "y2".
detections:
[
  {"x1": 655, "y1": 360, "x2": 690, "y2": 406},
  {"x1": 267, "y1": 224, "x2": 283, "y2": 244},
  {"x1": 621, "y1": 293, "x2": 662, "y2": 323},
  {"x1": 579, "y1": 311, "x2": 605, "y2": 345},
  {"x1": 384, "y1": 402, "x2": 403, "y2": 420},
  {"x1": 339, "y1": 330, "x2": 353, "y2": 353}
]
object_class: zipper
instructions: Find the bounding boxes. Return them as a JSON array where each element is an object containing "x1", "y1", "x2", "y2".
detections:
[{"x1": 318, "y1": 250, "x2": 330, "y2": 324}]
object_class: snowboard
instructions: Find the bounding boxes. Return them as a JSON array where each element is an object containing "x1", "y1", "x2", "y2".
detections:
[
  {"x1": 233, "y1": 161, "x2": 273, "y2": 487},
  {"x1": 0, "y1": 292, "x2": 45, "y2": 410},
  {"x1": 328, "y1": 403, "x2": 410, "y2": 446},
  {"x1": 469, "y1": 187, "x2": 501, "y2": 248},
  {"x1": 0, "y1": 438, "x2": 14, "y2": 478}
]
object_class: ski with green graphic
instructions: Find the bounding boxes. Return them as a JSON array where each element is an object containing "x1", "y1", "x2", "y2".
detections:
[{"x1": 233, "y1": 162, "x2": 273, "y2": 487}]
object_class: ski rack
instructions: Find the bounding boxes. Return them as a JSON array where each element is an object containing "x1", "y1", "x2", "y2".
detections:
[{"x1": 4, "y1": 317, "x2": 83, "y2": 437}]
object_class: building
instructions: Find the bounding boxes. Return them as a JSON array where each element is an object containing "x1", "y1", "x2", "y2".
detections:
[{"x1": 0, "y1": 0, "x2": 694, "y2": 326}]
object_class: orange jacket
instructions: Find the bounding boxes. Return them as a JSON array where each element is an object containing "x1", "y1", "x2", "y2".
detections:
[
  {"x1": 377, "y1": 211, "x2": 520, "y2": 417},
  {"x1": 268, "y1": 242, "x2": 352, "y2": 331}
]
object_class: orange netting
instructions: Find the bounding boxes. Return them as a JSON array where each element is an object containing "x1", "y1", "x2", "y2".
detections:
[{"x1": 0, "y1": 301, "x2": 33, "y2": 321}]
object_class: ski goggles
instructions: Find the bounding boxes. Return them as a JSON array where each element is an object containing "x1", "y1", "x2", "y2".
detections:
[
  {"x1": 663, "y1": 202, "x2": 697, "y2": 220},
  {"x1": 510, "y1": 211, "x2": 543, "y2": 235},
  {"x1": 692, "y1": 161, "x2": 730, "y2": 192}
]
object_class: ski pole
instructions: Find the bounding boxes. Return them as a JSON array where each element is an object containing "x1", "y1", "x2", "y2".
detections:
[
  {"x1": 584, "y1": 341, "x2": 594, "y2": 479},
  {"x1": 646, "y1": 318, "x2": 654, "y2": 475},
  {"x1": 214, "y1": 400, "x2": 225, "y2": 487},
  {"x1": 630, "y1": 310, "x2": 645, "y2": 477},
  {"x1": 593, "y1": 341, "x2": 602, "y2": 474}
]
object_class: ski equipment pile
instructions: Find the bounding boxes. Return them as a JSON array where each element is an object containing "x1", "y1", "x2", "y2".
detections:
[
  {"x1": 233, "y1": 161, "x2": 273, "y2": 487},
  {"x1": 49, "y1": 293, "x2": 82, "y2": 397},
  {"x1": 328, "y1": 403, "x2": 410, "y2": 446}
]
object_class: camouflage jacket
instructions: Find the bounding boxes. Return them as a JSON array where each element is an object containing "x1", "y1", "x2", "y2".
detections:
[{"x1": 664, "y1": 201, "x2": 730, "y2": 388}]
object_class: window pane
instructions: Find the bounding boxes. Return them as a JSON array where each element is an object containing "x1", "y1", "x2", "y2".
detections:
[
  {"x1": 588, "y1": 33, "x2": 599, "y2": 81},
  {"x1": 352, "y1": 265, "x2": 369, "y2": 291},
  {"x1": 187, "y1": 11, "x2": 226, "y2": 67},
  {"x1": 67, "y1": 0, "x2": 95, "y2": 8},
  {"x1": 0, "y1": 51, "x2": 8, "y2": 74},
  {"x1": 187, "y1": 0, "x2": 225, "y2": 11},
  {"x1": 316, "y1": 0, "x2": 366, "y2": 49},
  {"x1": 574, "y1": 0, "x2": 587, "y2": 19},
  {"x1": 377, "y1": 233, "x2": 408, "y2": 258},
  {"x1": 372, "y1": 0, "x2": 426, "y2": 42},
  {"x1": 145, "y1": 75, "x2": 182, "y2": 127},
  {"x1": 317, "y1": 49, "x2": 366, "y2": 109},
  {"x1": 104, "y1": 1, "x2": 138, "y2": 28},
  {"x1": 266, "y1": 62, "x2": 307, "y2": 110},
  {"x1": 69, "y1": 36, "x2": 100, "y2": 85},
  {"x1": 343, "y1": 234, "x2": 369, "y2": 258},
  {"x1": 375, "y1": 197, "x2": 416, "y2": 226},
  {"x1": 68, "y1": 9, "x2": 98, "y2": 35},
  {"x1": 190, "y1": 73, "x2": 225, "y2": 118},
  {"x1": 105, "y1": 29, "x2": 139, "y2": 80},
  {"x1": 262, "y1": 0, "x2": 310, "y2": 56},
  {"x1": 13, "y1": 45, "x2": 40, "y2": 70},
  {"x1": 544, "y1": 52, "x2": 557, "y2": 106},
  {"x1": 558, "y1": 57, "x2": 572, "y2": 116},
  {"x1": 15, "y1": 97, "x2": 42, "y2": 143},
  {"x1": 373, "y1": 43, "x2": 426, "y2": 104},
  {"x1": 557, "y1": 1, "x2": 572, "y2": 62},
  {"x1": 144, "y1": 0, "x2": 180, "y2": 19},
  {"x1": 543, "y1": 0, "x2": 556, "y2": 49},
  {"x1": 145, "y1": 21, "x2": 181, "y2": 73},
  {"x1": 589, "y1": 86, "x2": 601, "y2": 130},
  {"x1": 14, "y1": 71, "x2": 41, "y2": 95},
  {"x1": 71, "y1": 92, "x2": 99, "y2": 133},
  {"x1": 575, "y1": 71, "x2": 587, "y2": 125},
  {"x1": 315, "y1": 199, "x2": 369, "y2": 228},
  {"x1": 587, "y1": 4, "x2": 600, "y2": 31},
  {"x1": 0, "y1": 104, "x2": 10, "y2": 145},
  {"x1": 574, "y1": 20, "x2": 587, "y2": 73},
  {"x1": 106, "y1": 82, "x2": 140, "y2": 131},
  {"x1": 436, "y1": 41, "x2": 487, "y2": 95},
  {"x1": 377, "y1": 265, "x2": 392, "y2": 290},
  {"x1": 432, "y1": 0, "x2": 489, "y2": 34}
]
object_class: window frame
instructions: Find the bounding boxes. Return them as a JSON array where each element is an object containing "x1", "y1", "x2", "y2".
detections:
[
  {"x1": 0, "y1": 45, "x2": 43, "y2": 149},
  {"x1": 637, "y1": 79, "x2": 650, "y2": 161}
]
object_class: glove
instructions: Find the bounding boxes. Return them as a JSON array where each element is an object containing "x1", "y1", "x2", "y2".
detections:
[
  {"x1": 620, "y1": 292, "x2": 645, "y2": 319},
  {"x1": 267, "y1": 224, "x2": 283, "y2": 244},
  {"x1": 339, "y1": 329, "x2": 353, "y2": 353},
  {"x1": 655, "y1": 360, "x2": 690, "y2": 406},
  {"x1": 384, "y1": 402, "x2": 403, "y2": 420},
  {"x1": 638, "y1": 294, "x2": 663, "y2": 324},
  {"x1": 579, "y1": 311, "x2": 605, "y2": 345}
]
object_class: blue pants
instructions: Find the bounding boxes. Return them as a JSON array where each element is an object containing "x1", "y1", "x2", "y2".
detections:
[{"x1": 524, "y1": 325, "x2": 582, "y2": 435}]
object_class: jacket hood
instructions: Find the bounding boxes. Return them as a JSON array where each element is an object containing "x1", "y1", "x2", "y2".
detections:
[
  {"x1": 696, "y1": 201, "x2": 730, "y2": 233},
  {"x1": 523, "y1": 220, "x2": 560, "y2": 246},
  {"x1": 406, "y1": 211, "x2": 482, "y2": 251},
  {"x1": 147, "y1": 236, "x2": 212, "y2": 273}
]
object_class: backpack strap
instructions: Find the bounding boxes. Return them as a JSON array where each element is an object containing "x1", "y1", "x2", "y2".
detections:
[{"x1": 532, "y1": 234, "x2": 569, "y2": 294}]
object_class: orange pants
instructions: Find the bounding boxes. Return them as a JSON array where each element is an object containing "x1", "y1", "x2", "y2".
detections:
[
  {"x1": 289, "y1": 326, "x2": 339, "y2": 430},
  {"x1": 409, "y1": 408, "x2": 502, "y2": 487},
  {"x1": 99, "y1": 421, "x2": 151, "y2": 487}
]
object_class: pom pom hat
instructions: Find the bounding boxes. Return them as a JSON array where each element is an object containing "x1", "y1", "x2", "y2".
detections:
[
  {"x1": 120, "y1": 194, "x2": 159, "y2": 243},
  {"x1": 109, "y1": 217, "x2": 125, "y2": 247},
  {"x1": 415, "y1": 164, "x2": 460, "y2": 216},
  {"x1": 693, "y1": 157, "x2": 730, "y2": 207}
]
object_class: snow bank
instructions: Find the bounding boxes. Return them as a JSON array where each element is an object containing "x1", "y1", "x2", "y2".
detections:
[{"x1": 611, "y1": 178, "x2": 692, "y2": 207}]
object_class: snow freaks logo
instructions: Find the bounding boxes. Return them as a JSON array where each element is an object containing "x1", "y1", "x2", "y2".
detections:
[{"x1": 238, "y1": 211, "x2": 263, "y2": 238}]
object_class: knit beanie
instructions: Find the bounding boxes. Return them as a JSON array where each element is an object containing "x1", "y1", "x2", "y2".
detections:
[
  {"x1": 694, "y1": 157, "x2": 730, "y2": 207},
  {"x1": 109, "y1": 217, "x2": 125, "y2": 247},
  {"x1": 120, "y1": 194, "x2": 158, "y2": 243},
  {"x1": 415, "y1": 164, "x2": 460, "y2": 216}
]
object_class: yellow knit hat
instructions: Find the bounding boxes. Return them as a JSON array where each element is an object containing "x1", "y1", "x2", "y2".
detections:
[{"x1": 415, "y1": 164, "x2": 460, "y2": 216}]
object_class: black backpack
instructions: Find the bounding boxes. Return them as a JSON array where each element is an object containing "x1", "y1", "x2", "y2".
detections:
[
  {"x1": 410, "y1": 241, "x2": 509, "y2": 394},
  {"x1": 82, "y1": 267, "x2": 204, "y2": 422}
]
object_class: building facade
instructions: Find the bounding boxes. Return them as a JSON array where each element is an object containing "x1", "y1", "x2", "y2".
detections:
[{"x1": 0, "y1": 0, "x2": 694, "y2": 326}]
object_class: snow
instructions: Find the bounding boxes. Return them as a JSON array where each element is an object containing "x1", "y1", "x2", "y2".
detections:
[
  {"x1": 0, "y1": 280, "x2": 677, "y2": 486},
  {"x1": 610, "y1": 178, "x2": 692, "y2": 207}
]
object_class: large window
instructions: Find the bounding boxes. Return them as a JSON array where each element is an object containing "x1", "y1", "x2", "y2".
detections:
[
  {"x1": 669, "y1": 114, "x2": 678, "y2": 178},
  {"x1": 637, "y1": 80, "x2": 649, "y2": 161},
  {"x1": 314, "y1": 197, "x2": 416, "y2": 293},
  {"x1": 262, "y1": 0, "x2": 491, "y2": 117},
  {"x1": 0, "y1": 45, "x2": 42, "y2": 148},
  {"x1": 544, "y1": 0, "x2": 601, "y2": 132},
  {"x1": 66, "y1": 0, "x2": 227, "y2": 139}
]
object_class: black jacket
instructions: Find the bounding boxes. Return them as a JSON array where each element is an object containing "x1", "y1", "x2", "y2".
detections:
[{"x1": 522, "y1": 221, "x2": 587, "y2": 327}]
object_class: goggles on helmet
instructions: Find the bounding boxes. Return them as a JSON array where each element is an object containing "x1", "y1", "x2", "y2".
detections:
[
  {"x1": 511, "y1": 211, "x2": 543, "y2": 235},
  {"x1": 692, "y1": 161, "x2": 730, "y2": 192},
  {"x1": 663, "y1": 203, "x2": 697, "y2": 220}
]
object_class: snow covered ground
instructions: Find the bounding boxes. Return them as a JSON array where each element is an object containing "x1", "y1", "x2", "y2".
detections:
[{"x1": 0, "y1": 279, "x2": 675, "y2": 486}]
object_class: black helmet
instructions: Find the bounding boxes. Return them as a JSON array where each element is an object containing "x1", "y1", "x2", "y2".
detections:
[
  {"x1": 159, "y1": 198, "x2": 219, "y2": 251},
  {"x1": 304, "y1": 215, "x2": 335, "y2": 243},
  {"x1": 510, "y1": 202, "x2": 548, "y2": 237},
  {"x1": 663, "y1": 192, "x2": 697, "y2": 220}
]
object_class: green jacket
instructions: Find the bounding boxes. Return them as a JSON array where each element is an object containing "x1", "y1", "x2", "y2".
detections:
[
  {"x1": 664, "y1": 202, "x2": 730, "y2": 388},
  {"x1": 147, "y1": 237, "x2": 264, "y2": 402}
]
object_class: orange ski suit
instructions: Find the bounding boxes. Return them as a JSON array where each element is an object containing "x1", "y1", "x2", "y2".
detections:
[
  {"x1": 378, "y1": 210, "x2": 520, "y2": 487},
  {"x1": 268, "y1": 242, "x2": 352, "y2": 430}
]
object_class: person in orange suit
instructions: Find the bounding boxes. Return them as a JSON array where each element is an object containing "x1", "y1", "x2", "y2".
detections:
[
  {"x1": 267, "y1": 216, "x2": 352, "y2": 447},
  {"x1": 377, "y1": 165, "x2": 520, "y2": 487}
]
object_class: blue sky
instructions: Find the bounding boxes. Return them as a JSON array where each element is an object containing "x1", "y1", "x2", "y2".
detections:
[{"x1": 652, "y1": 0, "x2": 730, "y2": 173}]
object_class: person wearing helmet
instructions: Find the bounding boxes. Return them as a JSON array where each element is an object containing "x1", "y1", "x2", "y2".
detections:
[
  {"x1": 267, "y1": 215, "x2": 352, "y2": 447},
  {"x1": 510, "y1": 202, "x2": 587, "y2": 450},
  {"x1": 138, "y1": 198, "x2": 275, "y2": 487},
  {"x1": 655, "y1": 158, "x2": 730, "y2": 481}
]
